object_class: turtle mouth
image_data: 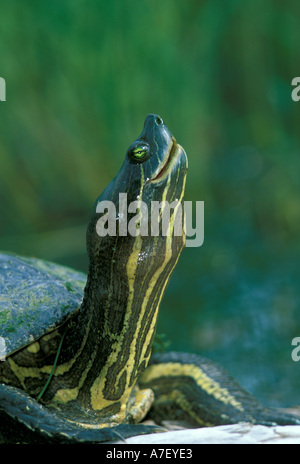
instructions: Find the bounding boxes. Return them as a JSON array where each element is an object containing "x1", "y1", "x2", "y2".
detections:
[{"x1": 150, "y1": 138, "x2": 180, "y2": 182}]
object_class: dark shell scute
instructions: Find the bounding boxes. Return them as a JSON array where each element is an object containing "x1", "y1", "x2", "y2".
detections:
[{"x1": 0, "y1": 253, "x2": 86, "y2": 356}]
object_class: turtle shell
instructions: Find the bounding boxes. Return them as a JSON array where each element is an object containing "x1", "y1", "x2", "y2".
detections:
[{"x1": 0, "y1": 252, "x2": 86, "y2": 357}]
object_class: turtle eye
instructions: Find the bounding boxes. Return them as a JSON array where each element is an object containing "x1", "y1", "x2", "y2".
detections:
[{"x1": 127, "y1": 142, "x2": 151, "y2": 164}]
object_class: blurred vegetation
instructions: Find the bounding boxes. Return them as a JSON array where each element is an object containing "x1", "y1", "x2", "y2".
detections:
[{"x1": 1, "y1": 0, "x2": 300, "y2": 407}]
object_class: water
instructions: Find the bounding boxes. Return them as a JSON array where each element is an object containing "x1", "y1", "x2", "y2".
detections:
[{"x1": 157, "y1": 237, "x2": 300, "y2": 409}]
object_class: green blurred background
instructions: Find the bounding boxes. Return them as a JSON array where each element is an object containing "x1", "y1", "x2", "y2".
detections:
[{"x1": 1, "y1": 0, "x2": 300, "y2": 407}]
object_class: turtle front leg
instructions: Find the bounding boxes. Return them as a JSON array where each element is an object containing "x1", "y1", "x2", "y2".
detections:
[{"x1": 125, "y1": 385, "x2": 155, "y2": 423}]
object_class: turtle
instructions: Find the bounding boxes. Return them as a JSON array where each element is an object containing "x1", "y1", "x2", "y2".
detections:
[{"x1": 0, "y1": 114, "x2": 299, "y2": 444}]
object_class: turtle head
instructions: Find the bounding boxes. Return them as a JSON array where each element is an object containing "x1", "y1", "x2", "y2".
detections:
[
  {"x1": 87, "y1": 114, "x2": 188, "y2": 266},
  {"x1": 126, "y1": 113, "x2": 187, "y2": 184}
]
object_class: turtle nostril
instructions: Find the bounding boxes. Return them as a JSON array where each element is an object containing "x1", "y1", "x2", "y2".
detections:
[{"x1": 155, "y1": 116, "x2": 163, "y2": 126}]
